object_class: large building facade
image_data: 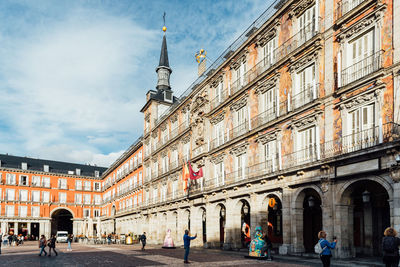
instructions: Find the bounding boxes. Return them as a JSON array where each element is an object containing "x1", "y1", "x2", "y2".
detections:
[{"x1": 0, "y1": 0, "x2": 399, "y2": 260}]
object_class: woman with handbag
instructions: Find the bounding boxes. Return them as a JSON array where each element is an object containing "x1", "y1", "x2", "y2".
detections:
[{"x1": 317, "y1": 231, "x2": 337, "y2": 267}]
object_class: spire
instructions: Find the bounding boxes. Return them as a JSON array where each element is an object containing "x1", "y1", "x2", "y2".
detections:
[
  {"x1": 158, "y1": 34, "x2": 170, "y2": 68},
  {"x1": 156, "y1": 12, "x2": 172, "y2": 91}
]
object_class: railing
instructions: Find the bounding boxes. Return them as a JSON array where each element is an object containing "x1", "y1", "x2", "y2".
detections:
[
  {"x1": 229, "y1": 121, "x2": 249, "y2": 140},
  {"x1": 193, "y1": 143, "x2": 208, "y2": 158},
  {"x1": 169, "y1": 160, "x2": 179, "y2": 170},
  {"x1": 291, "y1": 83, "x2": 319, "y2": 110},
  {"x1": 339, "y1": 50, "x2": 383, "y2": 87},
  {"x1": 210, "y1": 88, "x2": 230, "y2": 110},
  {"x1": 336, "y1": 0, "x2": 366, "y2": 20},
  {"x1": 251, "y1": 105, "x2": 277, "y2": 129},
  {"x1": 210, "y1": 134, "x2": 227, "y2": 151}
]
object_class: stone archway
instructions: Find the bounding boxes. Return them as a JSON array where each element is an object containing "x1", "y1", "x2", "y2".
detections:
[
  {"x1": 51, "y1": 208, "x2": 73, "y2": 235},
  {"x1": 338, "y1": 179, "x2": 391, "y2": 257},
  {"x1": 261, "y1": 194, "x2": 283, "y2": 245},
  {"x1": 217, "y1": 204, "x2": 226, "y2": 247},
  {"x1": 292, "y1": 186, "x2": 323, "y2": 253}
]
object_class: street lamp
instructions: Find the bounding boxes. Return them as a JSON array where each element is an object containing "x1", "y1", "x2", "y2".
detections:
[
  {"x1": 308, "y1": 196, "x2": 315, "y2": 208},
  {"x1": 220, "y1": 208, "x2": 226, "y2": 218},
  {"x1": 362, "y1": 190, "x2": 371, "y2": 203},
  {"x1": 243, "y1": 204, "x2": 249, "y2": 215},
  {"x1": 202, "y1": 211, "x2": 206, "y2": 222}
]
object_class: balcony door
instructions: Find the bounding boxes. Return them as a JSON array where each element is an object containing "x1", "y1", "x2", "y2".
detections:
[
  {"x1": 348, "y1": 104, "x2": 375, "y2": 151},
  {"x1": 298, "y1": 6, "x2": 315, "y2": 44},
  {"x1": 295, "y1": 64, "x2": 315, "y2": 108},
  {"x1": 297, "y1": 127, "x2": 316, "y2": 164},
  {"x1": 349, "y1": 30, "x2": 374, "y2": 82}
]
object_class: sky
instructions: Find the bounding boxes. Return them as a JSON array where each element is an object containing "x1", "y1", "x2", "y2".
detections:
[{"x1": 0, "y1": 0, "x2": 274, "y2": 167}]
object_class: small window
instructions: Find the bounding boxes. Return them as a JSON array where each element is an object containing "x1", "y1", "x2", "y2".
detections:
[
  {"x1": 19, "y1": 175, "x2": 28, "y2": 186},
  {"x1": 21, "y1": 162, "x2": 27, "y2": 170},
  {"x1": 94, "y1": 170, "x2": 100, "y2": 178},
  {"x1": 43, "y1": 165, "x2": 49, "y2": 172},
  {"x1": 76, "y1": 169, "x2": 81, "y2": 176},
  {"x1": 68, "y1": 171, "x2": 74, "y2": 175}
]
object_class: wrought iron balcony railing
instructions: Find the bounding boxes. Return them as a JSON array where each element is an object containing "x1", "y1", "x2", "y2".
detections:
[
  {"x1": 339, "y1": 50, "x2": 383, "y2": 87},
  {"x1": 336, "y1": 0, "x2": 366, "y2": 20}
]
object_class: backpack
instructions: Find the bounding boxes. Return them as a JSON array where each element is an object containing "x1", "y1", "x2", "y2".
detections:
[
  {"x1": 314, "y1": 240, "x2": 326, "y2": 254},
  {"x1": 383, "y1": 237, "x2": 397, "y2": 253}
]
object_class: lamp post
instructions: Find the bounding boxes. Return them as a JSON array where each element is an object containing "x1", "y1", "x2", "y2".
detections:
[
  {"x1": 243, "y1": 204, "x2": 249, "y2": 215},
  {"x1": 308, "y1": 196, "x2": 315, "y2": 208},
  {"x1": 362, "y1": 190, "x2": 371, "y2": 203}
]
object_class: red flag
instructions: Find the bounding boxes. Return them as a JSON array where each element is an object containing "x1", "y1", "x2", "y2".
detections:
[{"x1": 188, "y1": 162, "x2": 203, "y2": 180}]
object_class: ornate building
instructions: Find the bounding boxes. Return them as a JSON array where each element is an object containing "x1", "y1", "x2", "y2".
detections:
[{"x1": 0, "y1": 0, "x2": 399, "y2": 259}]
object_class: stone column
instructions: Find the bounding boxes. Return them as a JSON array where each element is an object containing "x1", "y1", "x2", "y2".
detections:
[
  {"x1": 279, "y1": 187, "x2": 292, "y2": 255},
  {"x1": 189, "y1": 206, "x2": 203, "y2": 247},
  {"x1": 205, "y1": 203, "x2": 219, "y2": 248},
  {"x1": 335, "y1": 204, "x2": 353, "y2": 258},
  {"x1": 291, "y1": 207, "x2": 304, "y2": 253},
  {"x1": 249, "y1": 193, "x2": 267, "y2": 233},
  {"x1": 27, "y1": 222, "x2": 31, "y2": 236},
  {"x1": 44, "y1": 220, "x2": 51, "y2": 238},
  {"x1": 1, "y1": 221, "x2": 7, "y2": 234},
  {"x1": 39, "y1": 222, "x2": 45, "y2": 237},
  {"x1": 224, "y1": 198, "x2": 241, "y2": 250},
  {"x1": 14, "y1": 222, "x2": 18, "y2": 235},
  {"x1": 391, "y1": 183, "x2": 400, "y2": 231}
]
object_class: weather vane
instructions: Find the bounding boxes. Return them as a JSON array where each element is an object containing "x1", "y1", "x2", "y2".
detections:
[
  {"x1": 162, "y1": 12, "x2": 167, "y2": 32},
  {"x1": 195, "y1": 49, "x2": 207, "y2": 63}
]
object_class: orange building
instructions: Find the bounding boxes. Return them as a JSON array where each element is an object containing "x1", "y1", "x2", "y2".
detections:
[{"x1": 0, "y1": 136, "x2": 143, "y2": 239}]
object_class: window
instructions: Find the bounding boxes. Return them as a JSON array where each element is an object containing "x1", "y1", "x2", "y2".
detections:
[
  {"x1": 237, "y1": 61, "x2": 247, "y2": 88},
  {"x1": 153, "y1": 188, "x2": 158, "y2": 203},
  {"x1": 298, "y1": 6, "x2": 315, "y2": 44},
  {"x1": 6, "y1": 173, "x2": 16, "y2": 185},
  {"x1": 235, "y1": 153, "x2": 247, "y2": 180},
  {"x1": 32, "y1": 191, "x2": 40, "y2": 202},
  {"x1": 138, "y1": 151, "x2": 142, "y2": 164},
  {"x1": 216, "y1": 81, "x2": 223, "y2": 103},
  {"x1": 19, "y1": 190, "x2": 28, "y2": 202},
  {"x1": 94, "y1": 182, "x2": 100, "y2": 191},
  {"x1": 95, "y1": 170, "x2": 100, "y2": 178},
  {"x1": 263, "y1": 37, "x2": 276, "y2": 67},
  {"x1": 94, "y1": 195, "x2": 101, "y2": 205},
  {"x1": 183, "y1": 142, "x2": 190, "y2": 162},
  {"x1": 162, "y1": 155, "x2": 169, "y2": 173},
  {"x1": 139, "y1": 172, "x2": 142, "y2": 185},
  {"x1": 75, "y1": 194, "x2": 82, "y2": 204},
  {"x1": 43, "y1": 165, "x2": 49, "y2": 172},
  {"x1": 348, "y1": 104, "x2": 375, "y2": 149},
  {"x1": 19, "y1": 175, "x2": 28, "y2": 186},
  {"x1": 214, "y1": 162, "x2": 225, "y2": 186},
  {"x1": 262, "y1": 141, "x2": 276, "y2": 172},
  {"x1": 260, "y1": 88, "x2": 276, "y2": 116},
  {"x1": 21, "y1": 162, "x2": 27, "y2": 170},
  {"x1": 145, "y1": 191, "x2": 150, "y2": 204},
  {"x1": 6, "y1": 189, "x2": 15, "y2": 201},
  {"x1": 84, "y1": 181, "x2": 91, "y2": 191},
  {"x1": 234, "y1": 107, "x2": 247, "y2": 137},
  {"x1": 59, "y1": 193, "x2": 67, "y2": 203},
  {"x1": 84, "y1": 194, "x2": 91, "y2": 204},
  {"x1": 94, "y1": 210, "x2": 100, "y2": 218},
  {"x1": 6, "y1": 206, "x2": 14, "y2": 217},
  {"x1": 42, "y1": 177, "x2": 50, "y2": 187},
  {"x1": 213, "y1": 121, "x2": 225, "y2": 147},
  {"x1": 75, "y1": 180, "x2": 82, "y2": 190},
  {"x1": 83, "y1": 209, "x2": 90, "y2": 218},
  {"x1": 172, "y1": 180, "x2": 177, "y2": 198},
  {"x1": 161, "y1": 128, "x2": 169, "y2": 144},
  {"x1": 76, "y1": 168, "x2": 81, "y2": 176},
  {"x1": 32, "y1": 176, "x2": 41, "y2": 187},
  {"x1": 31, "y1": 206, "x2": 40, "y2": 217},
  {"x1": 162, "y1": 185, "x2": 167, "y2": 201},
  {"x1": 294, "y1": 64, "x2": 316, "y2": 108},
  {"x1": 42, "y1": 191, "x2": 50, "y2": 203},
  {"x1": 19, "y1": 206, "x2": 27, "y2": 217},
  {"x1": 297, "y1": 127, "x2": 316, "y2": 163},
  {"x1": 58, "y1": 178, "x2": 67, "y2": 189}
]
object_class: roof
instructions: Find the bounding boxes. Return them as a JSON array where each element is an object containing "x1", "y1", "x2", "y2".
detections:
[
  {"x1": 0, "y1": 154, "x2": 107, "y2": 177},
  {"x1": 158, "y1": 34, "x2": 169, "y2": 68},
  {"x1": 140, "y1": 89, "x2": 178, "y2": 113}
]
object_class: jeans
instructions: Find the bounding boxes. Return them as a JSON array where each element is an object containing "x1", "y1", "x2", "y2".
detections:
[
  {"x1": 383, "y1": 255, "x2": 400, "y2": 267},
  {"x1": 320, "y1": 254, "x2": 332, "y2": 267},
  {"x1": 68, "y1": 241, "x2": 71, "y2": 250},
  {"x1": 49, "y1": 247, "x2": 57, "y2": 256},
  {"x1": 39, "y1": 246, "x2": 47, "y2": 256},
  {"x1": 184, "y1": 247, "x2": 190, "y2": 262}
]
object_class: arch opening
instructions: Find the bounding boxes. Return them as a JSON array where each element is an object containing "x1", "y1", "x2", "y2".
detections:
[
  {"x1": 302, "y1": 189, "x2": 322, "y2": 253},
  {"x1": 51, "y1": 209, "x2": 73, "y2": 235}
]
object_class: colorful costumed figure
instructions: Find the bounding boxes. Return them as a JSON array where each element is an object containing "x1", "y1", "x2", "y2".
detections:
[
  {"x1": 245, "y1": 226, "x2": 267, "y2": 259},
  {"x1": 162, "y1": 229, "x2": 176, "y2": 249}
]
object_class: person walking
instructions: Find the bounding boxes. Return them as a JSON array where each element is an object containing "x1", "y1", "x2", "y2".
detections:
[
  {"x1": 107, "y1": 234, "x2": 112, "y2": 245},
  {"x1": 38, "y1": 235, "x2": 47, "y2": 256},
  {"x1": 47, "y1": 235, "x2": 58, "y2": 257},
  {"x1": 139, "y1": 232, "x2": 147, "y2": 250},
  {"x1": 183, "y1": 230, "x2": 197, "y2": 264},
  {"x1": 382, "y1": 227, "x2": 400, "y2": 267},
  {"x1": 67, "y1": 234, "x2": 73, "y2": 251},
  {"x1": 317, "y1": 231, "x2": 336, "y2": 267},
  {"x1": 0, "y1": 234, "x2": 3, "y2": 255}
]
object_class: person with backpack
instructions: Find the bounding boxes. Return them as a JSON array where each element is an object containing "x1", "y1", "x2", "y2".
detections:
[
  {"x1": 47, "y1": 235, "x2": 58, "y2": 257},
  {"x1": 67, "y1": 234, "x2": 73, "y2": 251},
  {"x1": 38, "y1": 235, "x2": 47, "y2": 256},
  {"x1": 382, "y1": 227, "x2": 400, "y2": 267},
  {"x1": 316, "y1": 231, "x2": 336, "y2": 267}
]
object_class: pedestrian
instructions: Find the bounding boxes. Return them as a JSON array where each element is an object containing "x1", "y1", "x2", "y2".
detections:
[
  {"x1": 382, "y1": 227, "x2": 400, "y2": 267},
  {"x1": 67, "y1": 234, "x2": 73, "y2": 251},
  {"x1": 2, "y1": 234, "x2": 8, "y2": 247},
  {"x1": 107, "y1": 234, "x2": 112, "y2": 245},
  {"x1": 183, "y1": 230, "x2": 197, "y2": 264},
  {"x1": 0, "y1": 234, "x2": 2, "y2": 255},
  {"x1": 261, "y1": 230, "x2": 273, "y2": 260},
  {"x1": 47, "y1": 235, "x2": 58, "y2": 257},
  {"x1": 139, "y1": 232, "x2": 147, "y2": 250},
  {"x1": 317, "y1": 231, "x2": 336, "y2": 267},
  {"x1": 38, "y1": 235, "x2": 47, "y2": 256},
  {"x1": 7, "y1": 234, "x2": 12, "y2": 246}
]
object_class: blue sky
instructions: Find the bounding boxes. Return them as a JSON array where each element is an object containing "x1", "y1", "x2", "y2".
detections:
[{"x1": 0, "y1": 0, "x2": 272, "y2": 167}]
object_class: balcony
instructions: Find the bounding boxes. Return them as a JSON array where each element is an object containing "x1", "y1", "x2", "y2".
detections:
[
  {"x1": 339, "y1": 50, "x2": 383, "y2": 88},
  {"x1": 291, "y1": 83, "x2": 319, "y2": 110},
  {"x1": 210, "y1": 134, "x2": 227, "y2": 151},
  {"x1": 229, "y1": 121, "x2": 249, "y2": 140},
  {"x1": 210, "y1": 18, "x2": 322, "y2": 111},
  {"x1": 336, "y1": 0, "x2": 366, "y2": 20},
  {"x1": 193, "y1": 143, "x2": 208, "y2": 158},
  {"x1": 251, "y1": 105, "x2": 277, "y2": 130}
]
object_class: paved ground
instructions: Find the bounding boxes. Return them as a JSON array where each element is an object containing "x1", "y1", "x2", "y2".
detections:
[
  {"x1": 0, "y1": 241, "x2": 305, "y2": 267},
  {"x1": 0, "y1": 241, "x2": 385, "y2": 267}
]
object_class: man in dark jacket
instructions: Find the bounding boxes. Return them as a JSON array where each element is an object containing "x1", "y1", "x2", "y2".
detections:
[
  {"x1": 139, "y1": 232, "x2": 147, "y2": 250},
  {"x1": 183, "y1": 230, "x2": 197, "y2": 264}
]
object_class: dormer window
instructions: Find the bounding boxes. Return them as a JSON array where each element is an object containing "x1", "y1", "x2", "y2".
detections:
[
  {"x1": 76, "y1": 169, "x2": 81, "y2": 176},
  {"x1": 95, "y1": 170, "x2": 100, "y2": 177},
  {"x1": 43, "y1": 165, "x2": 49, "y2": 172},
  {"x1": 164, "y1": 91, "x2": 173, "y2": 102},
  {"x1": 21, "y1": 162, "x2": 27, "y2": 170}
]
